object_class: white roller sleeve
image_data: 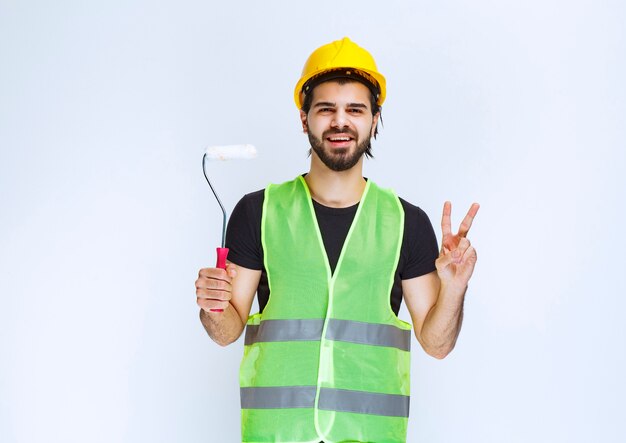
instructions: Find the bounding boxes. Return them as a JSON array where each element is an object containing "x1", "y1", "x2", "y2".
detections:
[{"x1": 204, "y1": 144, "x2": 257, "y2": 161}]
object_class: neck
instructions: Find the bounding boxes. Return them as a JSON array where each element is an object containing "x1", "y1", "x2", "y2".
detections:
[{"x1": 304, "y1": 154, "x2": 366, "y2": 208}]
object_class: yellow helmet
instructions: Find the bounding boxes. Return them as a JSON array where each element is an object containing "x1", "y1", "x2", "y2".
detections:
[{"x1": 294, "y1": 37, "x2": 387, "y2": 109}]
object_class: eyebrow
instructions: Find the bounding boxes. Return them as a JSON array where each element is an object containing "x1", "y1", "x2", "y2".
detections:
[
  {"x1": 313, "y1": 101, "x2": 336, "y2": 108},
  {"x1": 313, "y1": 102, "x2": 369, "y2": 109}
]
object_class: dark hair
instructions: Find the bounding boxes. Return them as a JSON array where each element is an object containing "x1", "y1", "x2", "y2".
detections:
[{"x1": 301, "y1": 77, "x2": 382, "y2": 158}]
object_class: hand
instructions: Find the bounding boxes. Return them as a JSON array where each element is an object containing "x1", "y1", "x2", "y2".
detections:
[
  {"x1": 435, "y1": 201, "x2": 480, "y2": 290},
  {"x1": 195, "y1": 264, "x2": 238, "y2": 312}
]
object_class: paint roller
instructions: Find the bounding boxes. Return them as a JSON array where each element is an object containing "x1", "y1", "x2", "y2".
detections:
[{"x1": 202, "y1": 144, "x2": 257, "y2": 312}]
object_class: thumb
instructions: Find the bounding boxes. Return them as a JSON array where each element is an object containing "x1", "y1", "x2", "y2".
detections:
[
  {"x1": 226, "y1": 264, "x2": 238, "y2": 278},
  {"x1": 435, "y1": 251, "x2": 455, "y2": 272}
]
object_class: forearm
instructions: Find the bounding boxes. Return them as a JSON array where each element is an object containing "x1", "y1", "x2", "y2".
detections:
[
  {"x1": 419, "y1": 283, "x2": 467, "y2": 359},
  {"x1": 199, "y1": 303, "x2": 245, "y2": 347}
]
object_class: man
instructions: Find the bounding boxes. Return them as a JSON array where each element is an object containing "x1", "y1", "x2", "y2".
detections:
[{"x1": 196, "y1": 37, "x2": 479, "y2": 443}]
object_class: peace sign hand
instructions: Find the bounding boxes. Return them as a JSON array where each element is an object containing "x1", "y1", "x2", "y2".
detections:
[{"x1": 435, "y1": 201, "x2": 480, "y2": 291}]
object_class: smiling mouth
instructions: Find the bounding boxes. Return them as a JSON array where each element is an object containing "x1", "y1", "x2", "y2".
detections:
[{"x1": 325, "y1": 132, "x2": 356, "y2": 147}]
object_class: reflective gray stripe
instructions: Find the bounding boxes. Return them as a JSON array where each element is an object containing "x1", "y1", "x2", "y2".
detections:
[
  {"x1": 240, "y1": 386, "x2": 409, "y2": 417},
  {"x1": 326, "y1": 319, "x2": 411, "y2": 351},
  {"x1": 319, "y1": 388, "x2": 410, "y2": 417},
  {"x1": 240, "y1": 386, "x2": 316, "y2": 409},
  {"x1": 245, "y1": 319, "x2": 324, "y2": 345},
  {"x1": 246, "y1": 319, "x2": 410, "y2": 350}
]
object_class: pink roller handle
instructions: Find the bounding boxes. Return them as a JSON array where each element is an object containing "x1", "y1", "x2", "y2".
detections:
[
  {"x1": 209, "y1": 247, "x2": 229, "y2": 312},
  {"x1": 216, "y1": 247, "x2": 229, "y2": 270}
]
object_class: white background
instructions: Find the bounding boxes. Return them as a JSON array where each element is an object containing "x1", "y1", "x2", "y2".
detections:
[{"x1": 1, "y1": 1, "x2": 625, "y2": 442}]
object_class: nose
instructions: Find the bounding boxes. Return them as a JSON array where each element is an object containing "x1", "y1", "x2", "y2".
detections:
[{"x1": 331, "y1": 109, "x2": 349, "y2": 129}]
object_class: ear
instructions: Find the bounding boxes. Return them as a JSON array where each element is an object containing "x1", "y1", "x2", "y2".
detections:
[
  {"x1": 370, "y1": 111, "x2": 380, "y2": 138},
  {"x1": 300, "y1": 110, "x2": 308, "y2": 133}
]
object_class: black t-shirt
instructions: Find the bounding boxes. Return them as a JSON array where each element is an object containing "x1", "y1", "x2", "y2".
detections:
[{"x1": 225, "y1": 186, "x2": 439, "y2": 316}]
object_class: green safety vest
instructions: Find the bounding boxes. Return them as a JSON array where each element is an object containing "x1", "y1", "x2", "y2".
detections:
[{"x1": 240, "y1": 176, "x2": 411, "y2": 443}]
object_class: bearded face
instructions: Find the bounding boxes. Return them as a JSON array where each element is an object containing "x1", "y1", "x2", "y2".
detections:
[{"x1": 301, "y1": 81, "x2": 379, "y2": 172}]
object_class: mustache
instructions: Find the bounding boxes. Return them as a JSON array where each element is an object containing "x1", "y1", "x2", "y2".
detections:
[{"x1": 322, "y1": 128, "x2": 358, "y2": 139}]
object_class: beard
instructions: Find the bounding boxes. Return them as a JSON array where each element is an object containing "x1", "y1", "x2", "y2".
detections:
[{"x1": 308, "y1": 128, "x2": 372, "y2": 172}]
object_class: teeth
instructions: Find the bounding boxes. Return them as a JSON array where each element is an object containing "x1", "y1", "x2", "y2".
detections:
[{"x1": 330, "y1": 137, "x2": 350, "y2": 141}]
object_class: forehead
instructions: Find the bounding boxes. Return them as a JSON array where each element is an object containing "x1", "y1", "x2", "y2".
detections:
[{"x1": 310, "y1": 81, "x2": 372, "y2": 108}]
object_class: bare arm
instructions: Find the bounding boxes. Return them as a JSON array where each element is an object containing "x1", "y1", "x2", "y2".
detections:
[
  {"x1": 403, "y1": 201, "x2": 479, "y2": 359},
  {"x1": 403, "y1": 271, "x2": 466, "y2": 359},
  {"x1": 196, "y1": 262, "x2": 261, "y2": 347}
]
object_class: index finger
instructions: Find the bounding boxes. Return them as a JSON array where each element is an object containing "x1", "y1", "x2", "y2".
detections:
[
  {"x1": 457, "y1": 203, "x2": 480, "y2": 237},
  {"x1": 441, "y1": 201, "x2": 452, "y2": 237},
  {"x1": 198, "y1": 267, "x2": 232, "y2": 283}
]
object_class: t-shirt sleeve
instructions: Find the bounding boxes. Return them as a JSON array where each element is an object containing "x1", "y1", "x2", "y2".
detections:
[
  {"x1": 224, "y1": 190, "x2": 264, "y2": 270},
  {"x1": 399, "y1": 198, "x2": 439, "y2": 280}
]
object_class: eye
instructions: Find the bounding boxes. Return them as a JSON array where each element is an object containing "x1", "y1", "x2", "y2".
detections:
[
  {"x1": 348, "y1": 108, "x2": 364, "y2": 114},
  {"x1": 318, "y1": 107, "x2": 334, "y2": 113}
]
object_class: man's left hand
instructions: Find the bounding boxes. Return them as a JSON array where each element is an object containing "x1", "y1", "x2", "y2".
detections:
[{"x1": 435, "y1": 201, "x2": 480, "y2": 290}]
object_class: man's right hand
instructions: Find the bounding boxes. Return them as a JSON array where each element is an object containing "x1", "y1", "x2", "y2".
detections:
[
  {"x1": 195, "y1": 265, "x2": 238, "y2": 313},
  {"x1": 196, "y1": 262, "x2": 260, "y2": 346}
]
